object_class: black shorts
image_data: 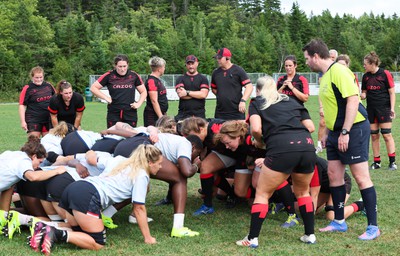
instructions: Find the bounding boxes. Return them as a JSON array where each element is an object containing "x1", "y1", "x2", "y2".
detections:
[
  {"x1": 263, "y1": 151, "x2": 316, "y2": 174},
  {"x1": 107, "y1": 107, "x2": 137, "y2": 128},
  {"x1": 113, "y1": 134, "x2": 151, "y2": 158},
  {"x1": 326, "y1": 121, "x2": 370, "y2": 164},
  {"x1": 91, "y1": 138, "x2": 122, "y2": 154},
  {"x1": 16, "y1": 179, "x2": 48, "y2": 200},
  {"x1": 367, "y1": 105, "x2": 392, "y2": 124},
  {"x1": 46, "y1": 173, "x2": 75, "y2": 202},
  {"x1": 143, "y1": 109, "x2": 166, "y2": 127},
  {"x1": 320, "y1": 172, "x2": 352, "y2": 194},
  {"x1": 61, "y1": 132, "x2": 90, "y2": 156},
  {"x1": 59, "y1": 180, "x2": 102, "y2": 218},
  {"x1": 27, "y1": 122, "x2": 50, "y2": 133}
]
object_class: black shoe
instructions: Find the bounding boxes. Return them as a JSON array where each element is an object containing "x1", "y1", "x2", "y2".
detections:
[
  {"x1": 155, "y1": 198, "x2": 172, "y2": 206},
  {"x1": 225, "y1": 195, "x2": 237, "y2": 209}
]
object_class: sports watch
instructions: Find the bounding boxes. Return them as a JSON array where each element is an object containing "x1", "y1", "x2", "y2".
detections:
[{"x1": 341, "y1": 129, "x2": 349, "y2": 135}]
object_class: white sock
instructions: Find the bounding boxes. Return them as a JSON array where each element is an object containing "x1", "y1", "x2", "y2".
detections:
[
  {"x1": 48, "y1": 214, "x2": 63, "y2": 221},
  {"x1": 1, "y1": 210, "x2": 8, "y2": 218},
  {"x1": 334, "y1": 219, "x2": 345, "y2": 224},
  {"x1": 17, "y1": 212, "x2": 32, "y2": 225},
  {"x1": 102, "y1": 205, "x2": 118, "y2": 218},
  {"x1": 172, "y1": 213, "x2": 185, "y2": 229},
  {"x1": 43, "y1": 221, "x2": 59, "y2": 227}
]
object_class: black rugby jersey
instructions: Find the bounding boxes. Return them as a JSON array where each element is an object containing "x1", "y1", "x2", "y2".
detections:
[
  {"x1": 19, "y1": 81, "x2": 55, "y2": 123},
  {"x1": 48, "y1": 92, "x2": 85, "y2": 125},
  {"x1": 175, "y1": 73, "x2": 209, "y2": 119}
]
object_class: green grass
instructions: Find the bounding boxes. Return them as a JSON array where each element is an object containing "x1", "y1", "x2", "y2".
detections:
[{"x1": 1, "y1": 97, "x2": 400, "y2": 255}]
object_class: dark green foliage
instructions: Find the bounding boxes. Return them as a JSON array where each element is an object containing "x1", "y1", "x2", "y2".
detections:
[{"x1": 1, "y1": 0, "x2": 399, "y2": 101}]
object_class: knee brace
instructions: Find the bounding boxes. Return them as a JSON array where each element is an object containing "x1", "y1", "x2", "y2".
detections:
[
  {"x1": 324, "y1": 205, "x2": 334, "y2": 212},
  {"x1": 381, "y1": 128, "x2": 391, "y2": 134},
  {"x1": 88, "y1": 229, "x2": 106, "y2": 245},
  {"x1": 370, "y1": 129, "x2": 379, "y2": 135}
]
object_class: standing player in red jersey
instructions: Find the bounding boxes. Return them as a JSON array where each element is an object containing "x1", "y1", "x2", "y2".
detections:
[
  {"x1": 48, "y1": 80, "x2": 85, "y2": 129},
  {"x1": 143, "y1": 56, "x2": 168, "y2": 126},
  {"x1": 277, "y1": 55, "x2": 309, "y2": 105},
  {"x1": 361, "y1": 51, "x2": 397, "y2": 171},
  {"x1": 90, "y1": 54, "x2": 147, "y2": 128},
  {"x1": 19, "y1": 66, "x2": 56, "y2": 138}
]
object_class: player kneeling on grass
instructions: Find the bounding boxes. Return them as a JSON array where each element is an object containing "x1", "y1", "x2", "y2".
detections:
[{"x1": 28, "y1": 144, "x2": 162, "y2": 254}]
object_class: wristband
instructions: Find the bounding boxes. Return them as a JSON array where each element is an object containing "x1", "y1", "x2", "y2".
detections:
[
  {"x1": 240, "y1": 99, "x2": 246, "y2": 103},
  {"x1": 186, "y1": 90, "x2": 190, "y2": 96}
]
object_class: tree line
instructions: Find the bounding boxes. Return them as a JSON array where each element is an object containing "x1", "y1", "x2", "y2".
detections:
[{"x1": 1, "y1": 0, "x2": 399, "y2": 101}]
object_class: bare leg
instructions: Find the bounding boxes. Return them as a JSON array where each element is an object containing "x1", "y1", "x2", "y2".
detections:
[
  {"x1": 0, "y1": 187, "x2": 14, "y2": 211},
  {"x1": 64, "y1": 210, "x2": 104, "y2": 250}
]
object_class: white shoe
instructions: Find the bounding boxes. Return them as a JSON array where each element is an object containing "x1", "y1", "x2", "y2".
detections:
[
  {"x1": 300, "y1": 234, "x2": 316, "y2": 244},
  {"x1": 128, "y1": 215, "x2": 153, "y2": 224}
]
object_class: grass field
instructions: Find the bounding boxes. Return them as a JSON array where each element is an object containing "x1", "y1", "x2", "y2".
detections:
[{"x1": 1, "y1": 97, "x2": 399, "y2": 255}]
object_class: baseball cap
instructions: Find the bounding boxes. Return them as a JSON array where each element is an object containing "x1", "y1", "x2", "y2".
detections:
[
  {"x1": 214, "y1": 48, "x2": 232, "y2": 58},
  {"x1": 185, "y1": 55, "x2": 198, "y2": 63}
]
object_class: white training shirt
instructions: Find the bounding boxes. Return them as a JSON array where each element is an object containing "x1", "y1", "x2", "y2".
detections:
[
  {"x1": 74, "y1": 151, "x2": 113, "y2": 177},
  {"x1": 84, "y1": 155, "x2": 150, "y2": 209},
  {"x1": 0, "y1": 151, "x2": 33, "y2": 191},
  {"x1": 155, "y1": 133, "x2": 192, "y2": 164},
  {"x1": 40, "y1": 133, "x2": 63, "y2": 155}
]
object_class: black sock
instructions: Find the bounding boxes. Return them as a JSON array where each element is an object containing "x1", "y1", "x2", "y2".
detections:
[
  {"x1": 215, "y1": 175, "x2": 234, "y2": 197},
  {"x1": 389, "y1": 153, "x2": 396, "y2": 164},
  {"x1": 200, "y1": 174, "x2": 214, "y2": 207},
  {"x1": 166, "y1": 184, "x2": 173, "y2": 201},
  {"x1": 352, "y1": 201, "x2": 364, "y2": 212},
  {"x1": 298, "y1": 196, "x2": 314, "y2": 235},
  {"x1": 330, "y1": 185, "x2": 346, "y2": 220},
  {"x1": 276, "y1": 182, "x2": 295, "y2": 215},
  {"x1": 248, "y1": 203, "x2": 268, "y2": 239},
  {"x1": 361, "y1": 186, "x2": 378, "y2": 226},
  {"x1": 54, "y1": 229, "x2": 68, "y2": 243}
]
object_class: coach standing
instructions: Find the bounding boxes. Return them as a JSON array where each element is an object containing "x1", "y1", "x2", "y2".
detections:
[
  {"x1": 211, "y1": 48, "x2": 253, "y2": 120},
  {"x1": 303, "y1": 39, "x2": 380, "y2": 240},
  {"x1": 175, "y1": 55, "x2": 210, "y2": 121}
]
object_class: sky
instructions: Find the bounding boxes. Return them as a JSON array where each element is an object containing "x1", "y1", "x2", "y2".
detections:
[{"x1": 280, "y1": 0, "x2": 399, "y2": 18}]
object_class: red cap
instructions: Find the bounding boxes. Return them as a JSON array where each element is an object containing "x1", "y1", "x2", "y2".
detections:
[
  {"x1": 185, "y1": 55, "x2": 198, "y2": 63},
  {"x1": 214, "y1": 48, "x2": 232, "y2": 58}
]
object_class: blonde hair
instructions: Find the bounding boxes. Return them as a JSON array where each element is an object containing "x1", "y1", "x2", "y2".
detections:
[
  {"x1": 30, "y1": 66, "x2": 44, "y2": 78},
  {"x1": 257, "y1": 76, "x2": 288, "y2": 109},
  {"x1": 337, "y1": 54, "x2": 351, "y2": 67},
  {"x1": 214, "y1": 120, "x2": 248, "y2": 144},
  {"x1": 49, "y1": 121, "x2": 69, "y2": 137},
  {"x1": 108, "y1": 144, "x2": 162, "y2": 180},
  {"x1": 149, "y1": 56, "x2": 166, "y2": 71}
]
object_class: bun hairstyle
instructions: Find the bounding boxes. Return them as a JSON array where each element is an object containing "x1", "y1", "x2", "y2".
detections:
[
  {"x1": 364, "y1": 51, "x2": 381, "y2": 66},
  {"x1": 213, "y1": 120, "x2": 249, "y2": 145},
  {"x1": 56, "y1": 80, "x2": 72, "y2": 94},
  {"x1": 21, "y1": 135, "x2": 47, "y2": 159}
]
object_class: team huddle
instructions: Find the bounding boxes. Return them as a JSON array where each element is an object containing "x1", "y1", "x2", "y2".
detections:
[{"x1": 2, "y1": 38, "x2": 395, "y2": 254}]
